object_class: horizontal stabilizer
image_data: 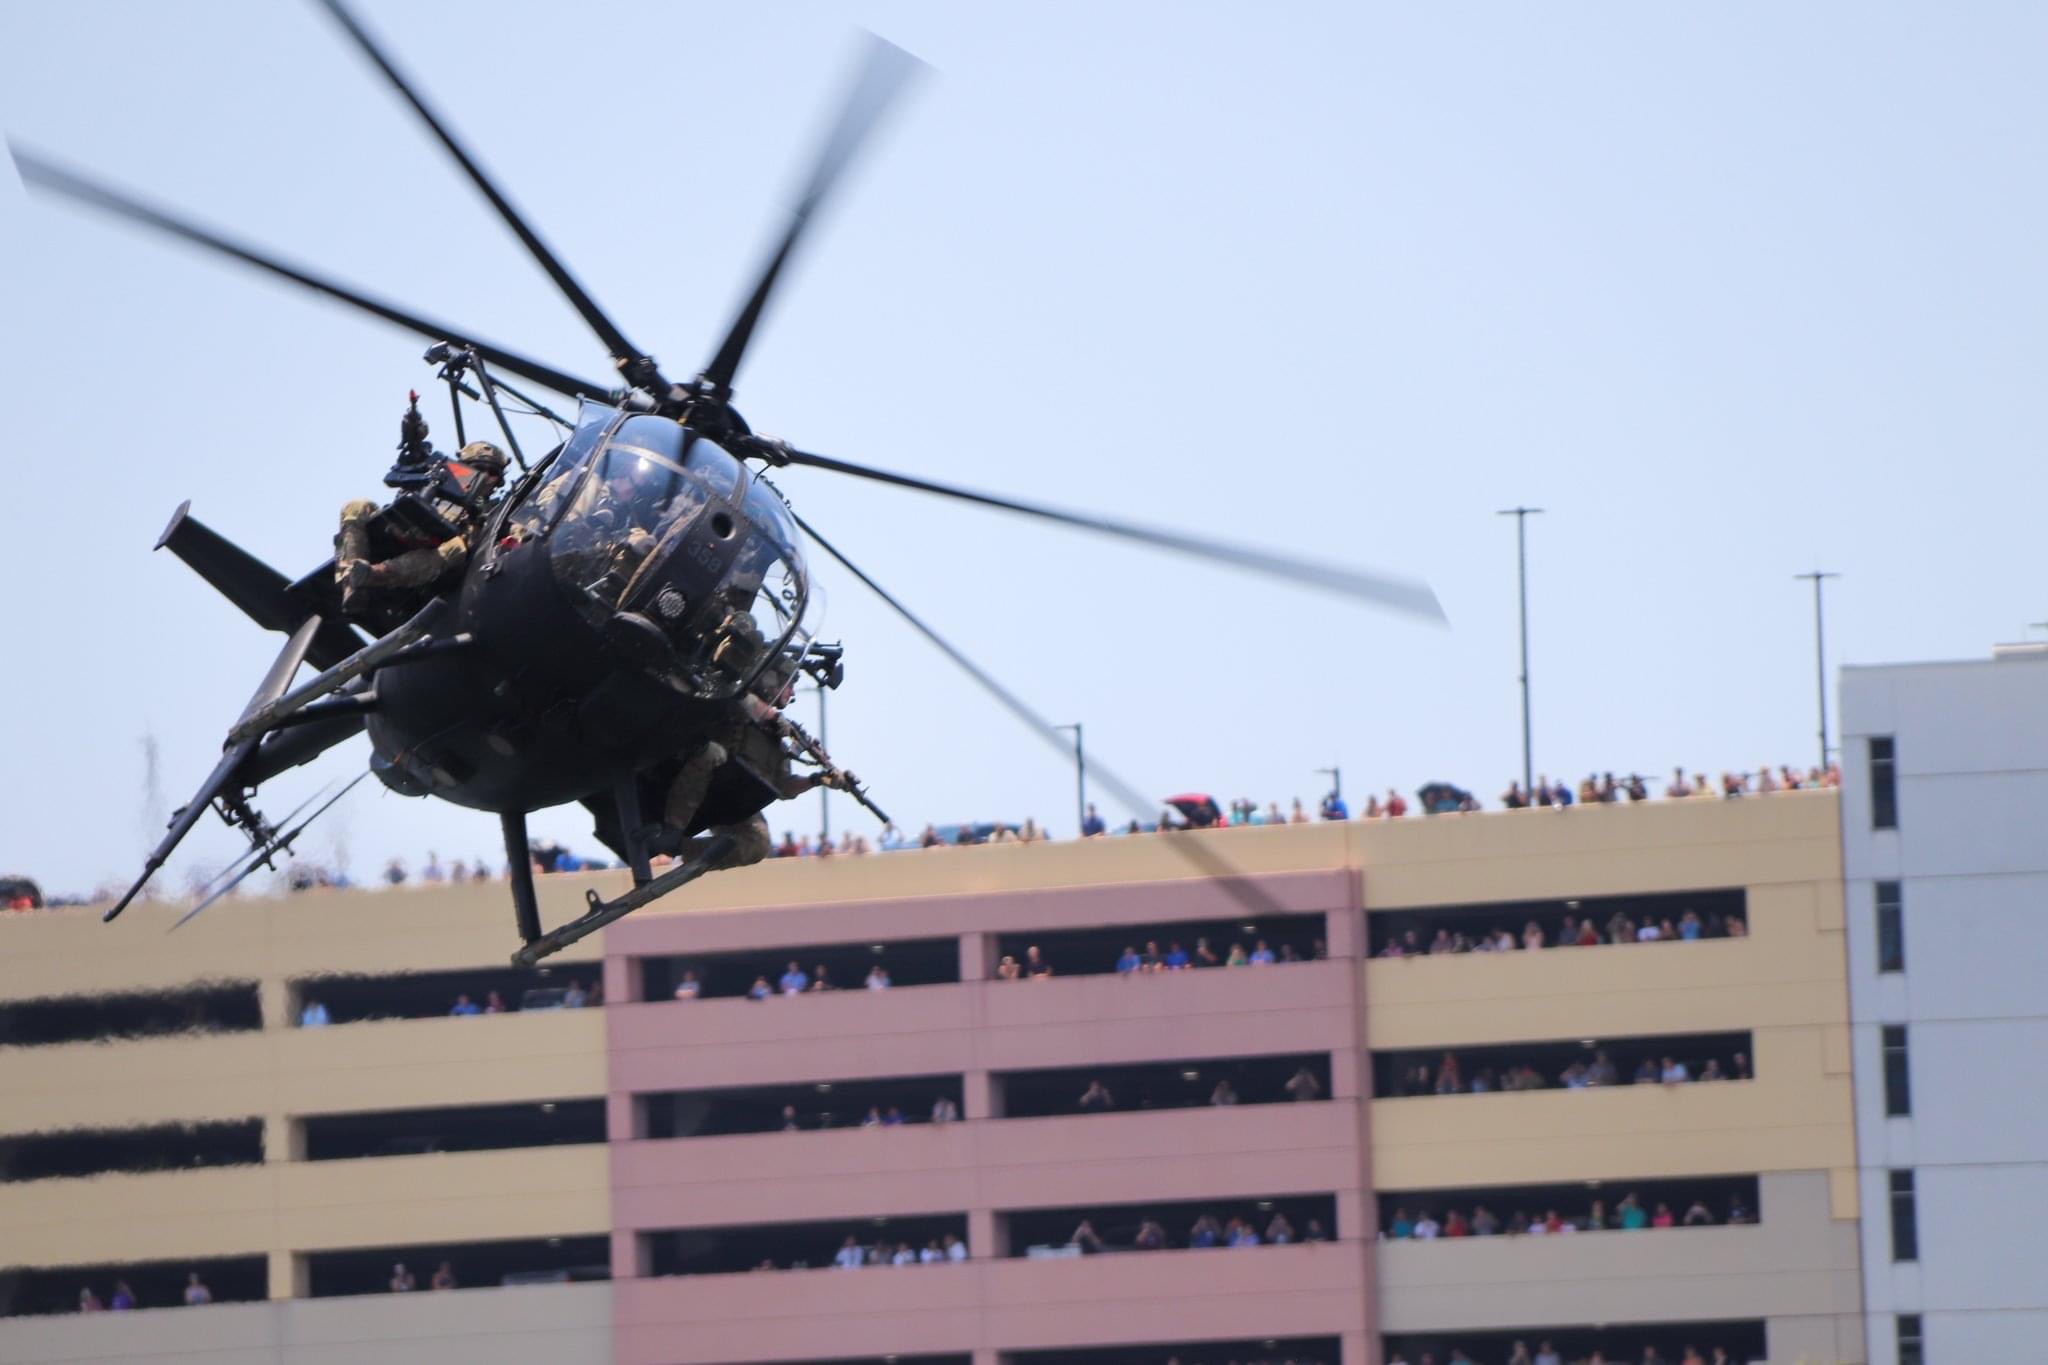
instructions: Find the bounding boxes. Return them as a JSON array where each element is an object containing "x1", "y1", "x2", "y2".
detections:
[{"x1": 156, "y1": 501, "x2": 365, "y2": 668}]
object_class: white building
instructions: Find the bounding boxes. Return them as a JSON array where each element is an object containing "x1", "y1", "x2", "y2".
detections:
[{"x1": 1839, "y1": 644, "x2": 2048, "y2": 1365}]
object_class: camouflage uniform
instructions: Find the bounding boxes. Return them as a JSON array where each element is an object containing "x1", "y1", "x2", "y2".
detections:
[
  {"x1": 337, "y1": 442, "x2": 507, "y2": 609},
  {"x1": 662, "y1": 705, "x2": 828, "y2": 872}
]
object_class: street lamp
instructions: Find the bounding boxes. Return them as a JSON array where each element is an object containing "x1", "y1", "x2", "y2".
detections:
[
  {"x1": 805, "y1": 682, "x2": 831, "y2": 841},
  {"x1": 1794, "y1": 572, "x2": 1840, "y2": 772},
  {"x1": 1054, "y1": 723, "x2": 1086, "y2": 835},
  {"x1": 1497, "y1": 507, "x2": 1544, "y2": 792}
]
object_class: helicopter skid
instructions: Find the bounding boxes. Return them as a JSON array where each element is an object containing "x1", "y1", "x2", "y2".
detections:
[{"x1": 511, "y1": 833, "x2": 738, "y2": 968}]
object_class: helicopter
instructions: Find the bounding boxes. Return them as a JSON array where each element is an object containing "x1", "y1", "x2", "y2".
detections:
[{"x1": 11, "y1": 0, "x2": 1443, "y2": 966}]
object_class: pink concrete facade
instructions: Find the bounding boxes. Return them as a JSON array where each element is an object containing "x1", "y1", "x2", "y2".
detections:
[{"x1": 602, "y1": 868, "x2": 1373, "y2": 1365}]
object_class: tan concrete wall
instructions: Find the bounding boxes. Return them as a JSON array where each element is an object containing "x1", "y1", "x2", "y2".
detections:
[
  {"x1": 1364, "y1": 893, "x2": 1849, "y2": 1050},
  {"x1": 3, "y1": 793, "x2": 1834, "y2": 1004},
  {"x1": 1364, "y1": 791, "x2": 1859, "y2": 1227},
  {"x1": 1352, "y1": 788, "x2": 1839, "y2": 907},
  {"x1": 0, "y1": 1147, "x2": 609, "y2": 1268},
  {"x1": 0, "y1": 1282, "x2": 610, "y2": 1365},
  {"x1": 1372, "y1": 1035, "x2": 1855, "y2": 1198},
  {"x1": 1376, "y1": 1171, "x2": 1862, "y2": 1345},
  {"x1": 0, "y1": 877, "x2": 601, "y2": 1003},
  {"x1": 0, "y1": 1011, "x2": 606, "y2": 1133}
]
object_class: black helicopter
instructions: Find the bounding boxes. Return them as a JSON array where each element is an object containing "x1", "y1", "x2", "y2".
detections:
[{"x1": 12, "y1": 1, "x2": 1442, "y2": 965}]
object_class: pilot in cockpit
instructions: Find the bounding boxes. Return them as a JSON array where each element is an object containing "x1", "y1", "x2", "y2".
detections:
[{"x1": 590, "y1": 453, "x2": 675, "y2": 584}]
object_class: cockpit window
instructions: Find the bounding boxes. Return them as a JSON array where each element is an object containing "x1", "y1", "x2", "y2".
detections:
[
  {"x1": 547, "y1": 417, "x2": 709, "y2": 624},
  {"x1": 503, "y1": 401, "x2": 620, "y2": 544},
  {"x1": 525, "y1": 414, "x2": 811, "y2": 701},
  {"x1": 743, "y1": 474, "x2": 802, "y2": 560},
  {"x1": 681, "y1": 431, "x2": 743, "y2": 502}
]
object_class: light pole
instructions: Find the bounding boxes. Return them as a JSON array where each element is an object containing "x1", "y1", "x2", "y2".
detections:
[
  {"x1": 1795, "y1": 572, "x2": 1840, "y2": 772},
  {"x1": 1054, "y1": 723, "x2": 1086, "y2": 834},
  {"x1": 1315, "y1": 765, "x2": 1342, "y2": 816},
  {"x1": 1497, "y1": 507, "x2": 1544, "y2": 793},
  {"x1": 810, "y1": 683, "x2": 830, "y2": 841}
]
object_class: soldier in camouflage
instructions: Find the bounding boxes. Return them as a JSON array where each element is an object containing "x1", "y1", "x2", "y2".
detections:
[
  {"x1": 335, "y1": 441, "x2": 508, "y2": 613},
  {"x1": 663, "y1": 695, "x2": 849, "y2": 871}
]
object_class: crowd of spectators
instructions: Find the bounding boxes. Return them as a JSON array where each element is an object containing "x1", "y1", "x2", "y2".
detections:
[
  {"x1": 984, "y1": 936, "x2": 1331, "y2": 983},
  {"x1": 698, "y1": 958, "x2": 900, "y2": 1000},
  {"x1": 1389, "y1": 1343, "x2": 1741, "y2": 1365},
  {"x1": 28, "y1": 754, "x2": 1841, "y2": 910},
  {"x1": 1050, "y1": 1208, "x2": 1330, "y2": 1255},
  {"x1": 1113, "y1": 936, "x2": 1327, "y2": 972},
  {"x1": 1503, "y1": 765, "x2": 1838, "y2": 810},
  {"x1": 1383, "y1": 1190, "x2": 1753, "y2": 1241},
  {"x1": 806, "y1": 1232, "x2": 969, "y2": 1270},
  {"x1": 1390, "y1": 1047, "x2": 1750, "y2": 1097},
  {"x1": 769, "y1": 1093, "x2": 962, "y2": 1132},
  {"x1": 1071, "y1": 1067, "x2": 1324, "y2": 1113},
  {"x1": 294, "y1": 979, "x2": 601, "y2": 1028},
  {"x1": 383, "y1": 1259, "x2": 459, "y2": 1292},
  {"x1": 74, "y1": 1272, "x2": 213, "y2": 1313},
  {"x1": 1377, "y1": 908, "x2": 1745, "y2": 958}
]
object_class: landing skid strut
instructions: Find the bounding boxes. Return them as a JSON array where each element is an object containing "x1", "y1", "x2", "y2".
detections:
[{"x1": 510, "y1": 834, "x2": 737, "y2": 968}]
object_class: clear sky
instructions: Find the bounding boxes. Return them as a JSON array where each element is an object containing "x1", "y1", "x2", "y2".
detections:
[{"x1": 2, "y1": 2, "x2": 2042, "y2": 901}]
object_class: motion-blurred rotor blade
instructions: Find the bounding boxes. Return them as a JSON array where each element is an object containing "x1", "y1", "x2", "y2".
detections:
[
  {"x1": 314, "y1": 0, "x2": 661, "y2": 390},
  {"x1": 184, "y1": 779, "x2": 343, "y2": 907},
  {"x1": 794, "y1": 513, "x2": 1290, "y2": 916},
  {"x1": 699, "y1": 34, "x2": 924, "y2": 399},
  {"x1": 9, "y1": 143, "x2": 611, "y2": 403},
  {"x1": 793, "y1": 512, "x2": 1149, "y2": 815},
  {"x1": 173, "y1": 773, "x2": 367, "y2": 931},
  {"x1": 785, "y1": 448, "x2": 1446, "y2": 620}
]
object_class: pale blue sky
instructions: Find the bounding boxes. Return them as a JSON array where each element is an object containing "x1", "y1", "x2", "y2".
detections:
[{"x1": 3, "y1": 2, "x2": 2042, "y2": 899}]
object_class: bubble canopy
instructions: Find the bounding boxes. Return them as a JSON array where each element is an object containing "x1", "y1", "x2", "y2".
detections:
[{"x1": 505, "y1": 405, "x2": 810, "y2": 700}]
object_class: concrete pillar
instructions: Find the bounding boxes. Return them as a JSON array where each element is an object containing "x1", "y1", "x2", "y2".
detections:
[
  {"x1": 259, "y1": 977, "x2": 295, "y2": 1031},
  {"x1": 1341, "y1": 1329, "x2": 1376, "y2": 1365},
  {"x1": 1325, "y1": 903, "x2": 1362, "y2": 959},
  {"x1": 263, "y1": 1113, "x2": 303, "y2": 1163},
  {"x1": 611, "y1": 1229, "x2": 643, "y2": 1280},
  {"x1": 267, "y1": 1249, "x2": 307, "y2": 1300},
  {"x1": 1336, "y1": 1188, "x2": 1372, "y2": 1243},
  {"x1": 1330, "y1": 1047, "x2": 1365, "y2": 1101},
  {"x1": 607, "y1": 1091, "x2": 641, "y2": 1141},
  {"x1": 959, "y1": 931, "x2": 992, "y2": 982},
  {"x1": 964, "y1": 1070, "x2": 999, "y2": 1120},
  {"x1": 602, "y1": 953, "x2": 634, "y2": 1005},
  {"x1": 973, "y1": 1350, "x2": 1003, "y2": 1365},
  {"x1": 969, "y1": 1208, "x2": 1002, "y2": 1259}
]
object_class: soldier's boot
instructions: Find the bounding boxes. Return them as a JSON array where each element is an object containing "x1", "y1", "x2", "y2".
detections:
[
  {"x1": 677, "y1": 813, "x2": 770, "y2": 873},
  {"x1": 721, "y1": 814, "x2": 773, "y2": 869}
]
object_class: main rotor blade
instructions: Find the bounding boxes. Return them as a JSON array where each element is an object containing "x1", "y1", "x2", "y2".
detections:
[
  {"x1": 793, "y1": 513, "x2": 1290, "y2": 917},
  {"x1": 786, "y1": 448, "x2": 1447, "y2": 621},
  {"x1": 315, "y1": 0, "x2": 658, "y2": 388},
  {"x1": 10, "y1": 143, "x2": 611, "y2": 404},
  {"x1": 700, "y1": 34, "x2": 924, "y2": 399}
]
